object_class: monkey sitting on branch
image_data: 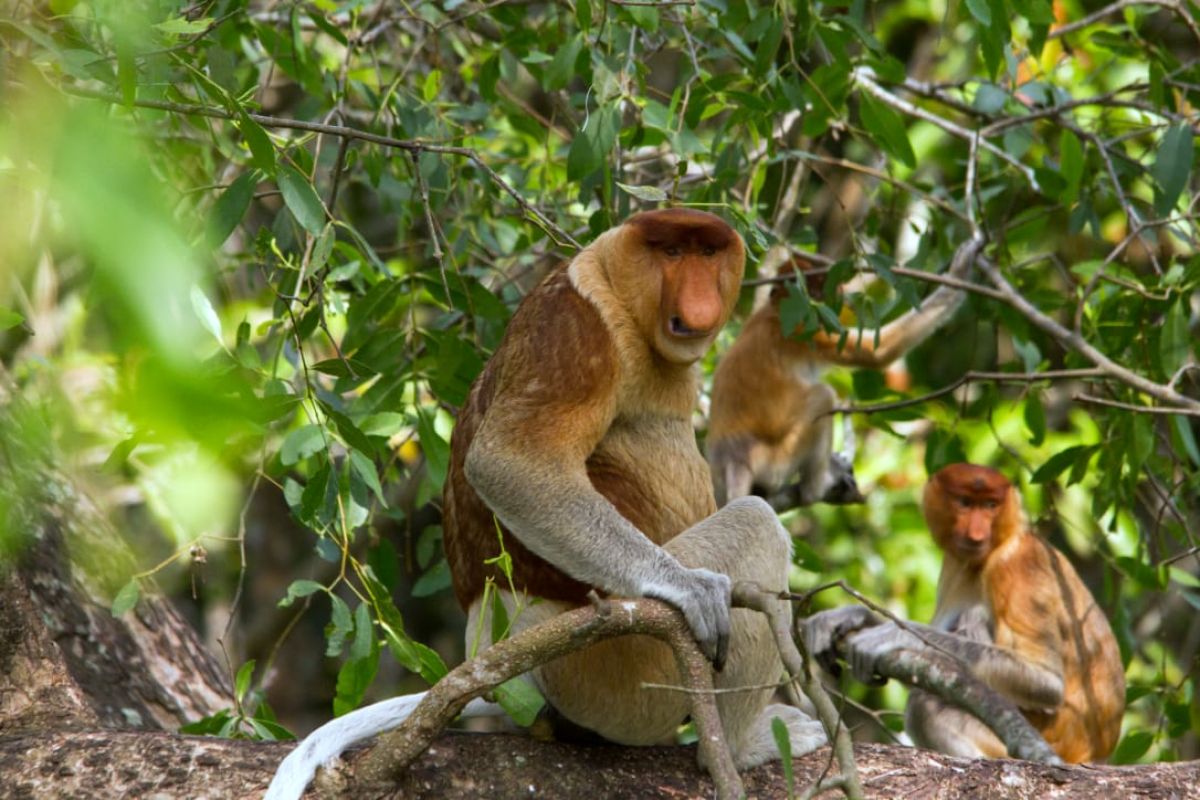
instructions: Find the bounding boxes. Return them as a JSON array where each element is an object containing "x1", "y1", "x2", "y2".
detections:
[
  {"x1": 707, "y1": 236, "x2": 982, "y2": 509},
  {"x1": 266, "y1": 209, "x2": 832, "y2": 800},
  {"x1": 805, "y1": 463, "x2": 1125, "y2": 763}
]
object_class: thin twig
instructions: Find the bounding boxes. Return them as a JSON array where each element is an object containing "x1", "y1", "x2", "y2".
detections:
[
  {"x1": 1074, "y1": 393, "x2": 1200, "y2": 417},
  {"x1": 833, "y1": 369, "x2": 1110, "y2": 415},
  {"x1": 852, "y1": 67, "x2": 1040, "y2": 191},
  {"x1": 59, "y1": 85, "x2": 582, "y2": 250},
  {"x1": 978, "y1": 257, "x2": 1200, "y2": 409}
]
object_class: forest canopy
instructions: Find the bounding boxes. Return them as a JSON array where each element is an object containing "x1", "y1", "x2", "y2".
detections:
[{"x1": 0, "y1": 0, "x2": 1197, "y2": 775}]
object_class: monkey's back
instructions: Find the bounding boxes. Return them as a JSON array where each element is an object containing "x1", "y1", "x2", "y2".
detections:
[
  {"x1": 708, "y1": 304, "x2": 818, "y2": 445},
  {"x1": 990, "y1": 536, "x2": 1125, "y2": 762}
]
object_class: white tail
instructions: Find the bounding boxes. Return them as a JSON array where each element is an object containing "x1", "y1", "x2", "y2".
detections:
[{"x1": 264, "y1": 691, "x2": 504, "y2": 800}]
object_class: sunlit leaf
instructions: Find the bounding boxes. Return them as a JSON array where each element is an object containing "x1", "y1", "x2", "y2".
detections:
[{"x1": 111, "y1": 580, "x2": 140, "y2": 617}]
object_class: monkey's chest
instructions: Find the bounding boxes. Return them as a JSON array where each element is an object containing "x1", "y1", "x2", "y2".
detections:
[{"x1": 586, "y1": 415, "x2": 716, "y2": 545}]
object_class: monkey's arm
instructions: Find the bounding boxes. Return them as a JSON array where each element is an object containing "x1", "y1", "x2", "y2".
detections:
[
  {"x1": 464, "y1": 340, "x2": 732, "y2": 666},
  {"x1": 810, "y1": 234, "x2": 984, "y2": 367},
  {"x1": 846, "y1": 619, "x2": 1065, "y2": 710}
]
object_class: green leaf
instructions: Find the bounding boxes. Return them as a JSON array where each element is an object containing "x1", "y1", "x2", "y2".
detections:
[
  {"x1": 772, "y1": 716, "x2": 795, "y2": 796},
  {"x1": 349, "y1": 449, "x2": 387, "y2": 506},
  {"x1": 616, "y1": 182, "x2": 668, "y2": 203},
  {"x1": 1031, "y1": 445, "x2": 1096, "y2": 484},
  {"x1": 792, "y1": 538, "x2": 825, "y2": 573},
  {"x1": 236, "y1": 111, "x2": 276, "y2": 176},
  {"x1": 576, "y1": 0, "x2": 592, "y2": 30},
  {"x1": 1110, "y1": 730, "x2": 1155, "y2": 764},
  {"x1": 753, "y1": 14, "x2": 784, "y2": 77},
  {"x1": 415, "y1": 408, "x2": 450, "y2": 490},
  {"x1": 965, "y1": 0, "x2": 993, "y2": 25},
  {"x1": 544, "y1": 35, "x2": 583, "y2": 91},
  {"x1": 1160, "y1": 300, "x2": 1189, "y2": 377},
  {"x1": 1115, "y1": 555, "x2": 1166, "y2": 591},
  {"x1": 1153, "y1": 124, "x2": 1193, "y2": 217},
  {"x1": 973, "y1": 83, "x2": 1007, "y2": 114},
  {"x1": 281, "y1": 424, "x2": 325, "y2": 466},
  {"x1": 208, "y1": 172, "x2": 256, "y2": 245},
  {"x1": 333, "y1": 651, "x2": 379, "y2": 717},
  {"x1": 326, "y1": 594, "x2": 353, "y2": 657},
  {"x1": 350, "y1": 600, "x2": 375, "y2": 661},
  {"x1": 279, "y1": 579, "x2": 324, "y2": 607},
  {"x1": 1059, "y1": 130, "x2": 1084, "y2": 205},
  {"x1": 360, "y1": 412, "x2": 406, "y2": 437},
  {"x1": 567, "y1": 104, "x2": 620, "y2": 180},
  {"x1": 190, "y1": 286, "x2": 223, "y2": 346},
  {"x1": 1171, "y1": 414, "x2": 1200, "y2": 466},
  {"x1": 1023, "y1": 392, "x2": 1046, "y2": 447},
  {"x1": 278, "y1": 165, "x2": 326, "y2": 234},
  {"x1": 858, "y1": 94, "x2": 915, "y2": 168},
  {"x1": 412, "y1": 559, "x2": 452, "y2": 597},
  {"x1": 235, "y1": 660, "x2": 256, "y2": 703},
  {"x1": 155, "y1": 17, "x2": 213, "y2": 35},
  {"x1": 0, "y1": 309, "x2": 25, "y2": 331},
  {"x1": 494, "y1": 677, "x2": 545, "y2": 726},
  {"x1": 111, "y1": 580, "x2": 140, "y2": 617},
  {"x1": 310, "y1": 223, "x2": 336, "y2": 272}
]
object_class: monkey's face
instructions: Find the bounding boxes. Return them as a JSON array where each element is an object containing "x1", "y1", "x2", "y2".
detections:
[
  {"x1": 923, "y1": 463, "x2": 1012, "y2": 565},
  {"x1": 621, "y1": 209, "x2": 745, "y2": 365}
]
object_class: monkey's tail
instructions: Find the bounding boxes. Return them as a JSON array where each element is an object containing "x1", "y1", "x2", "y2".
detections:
[{"x1": 264, "y1": 691, "x2": 504, "y2": 800}]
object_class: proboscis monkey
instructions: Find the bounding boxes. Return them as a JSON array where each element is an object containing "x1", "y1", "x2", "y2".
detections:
[
  {"x1": 266, "y1": 209, "x2": 824, "y2": 800},
  {"x1": 805, "y1": 463, "x2": 1125, "y2": 763},
  {"x1": 707, "y1": 238, "x2": 980, "y2": 508}
]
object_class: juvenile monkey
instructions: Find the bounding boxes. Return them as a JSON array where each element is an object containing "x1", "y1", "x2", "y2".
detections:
[
  {"x1": 806, "y1": 463, "x2": 1125, "y2": 763},
  {"x1": 267, "y1": 210, "x2": 824, "y2": 799},
  {"x1": 707, "y1": 238, "x2": 980, "y2": 507}
]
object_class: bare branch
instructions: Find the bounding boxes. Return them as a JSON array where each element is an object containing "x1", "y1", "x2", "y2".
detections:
[{"x1": 833, "y1": 369, "x2": 1111, "y2": 416}]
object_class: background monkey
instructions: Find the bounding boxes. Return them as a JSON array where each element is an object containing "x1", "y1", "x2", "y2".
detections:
[
  {"x1": 805, "y1": 463, "x2": 1125, "y2": 763},
  {"x1": 707, "y1": 238, "x2": 980, "y2": 508},
  {"x1": 267, "y1": 209, "x2": 824, "y2": 799}
]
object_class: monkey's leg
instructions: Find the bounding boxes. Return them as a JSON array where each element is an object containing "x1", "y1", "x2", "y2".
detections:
[
  {"x1": 667, "y1": 497, "x2": 825, "y2": 768},
  {"x1": 708, "y1": 436, "x2": 755, "y2": 506},
  {"x1": 905, "y1": 689, "x2": 1008, "y2": 759},
  {"x1": 510, "y1": 498, "x2": 824, "y2": 766}
]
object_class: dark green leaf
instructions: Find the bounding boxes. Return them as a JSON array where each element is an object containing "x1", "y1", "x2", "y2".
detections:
[
  {"x1": 237, "y1": 111, "x2": 276, "y2": 176},
  {"x1": 567, "y1": 104, "x2": 619, "y2": 180},
  {"x1": 326, "y1": 594, "x2": 353, "y2": 657},
  {"x1": 278, "y1": 165, "x2": 326, "y2": 234},
  {"x1": 1110, "y1": 730, "x2": 1155, "y2": 764},
  {"x1": 415, "y1": 408, "x2": 450, "y2": 490},
  {"x1": 1031, "y1": 445, "x2": 1096, "y2": 484},
  {"x1": 333, "y1": 651, "x2": 379, "y2": 717},
  {"x1": 1160, "y1": 300, "x2": 1189, "y2": 377},
  {"x1": 412, "y1": 559, "x2": 452, "y2": 597},
  {"x1": 350, "y1": 600, "x2": 374, "y2": 661},
  {"x1": 1153, "y1": 124, "x2": 1193, "y2": 217},
  {"x1": 1059, "y1": 130, "x2": 1084, "y2": 204},
  {"x1": 208, "y1": 172, "x2": 256, "y2": 246},
  {"x1": 1024, "y1": 392, "x2": 1046, "y2": 446},
  {"x1": 858, "y1": 94, "x2": 916, "y2": 168}
]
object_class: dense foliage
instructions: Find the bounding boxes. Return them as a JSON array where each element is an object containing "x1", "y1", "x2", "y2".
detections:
[{"x1": 1, "y1": 0, "x2": 1197, "y2": 764}]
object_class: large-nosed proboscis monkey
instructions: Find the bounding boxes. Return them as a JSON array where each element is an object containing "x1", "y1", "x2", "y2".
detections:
[
  {"x1": 707, "y1": 239, "x2": 978, "y2": 508},
  {"x1": 805, "y1": 463, "x2": 1125, "y2": 763},
  {"x1": 266, "y1": 209, "x2": 825, "y2": 800}
]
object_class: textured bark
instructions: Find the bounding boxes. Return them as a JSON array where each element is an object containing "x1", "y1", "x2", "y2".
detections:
[
  {"x1": 0, "y1": 487, "x2": 232, "y2": 735},
  {"x1": 1, "y1": 730, "x2": 1198, "y2": 800}
]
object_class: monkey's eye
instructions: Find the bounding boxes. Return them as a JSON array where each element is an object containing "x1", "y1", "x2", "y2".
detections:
[
  {"x1": 664, "y1": 245, "x2": 682, "y2": 258},
  {"x1": 982, "y1": 500, "x2": 997, "y2": 510},
  {"x1": 702, "y1": 245, "x2": 716, "y2": 256}
]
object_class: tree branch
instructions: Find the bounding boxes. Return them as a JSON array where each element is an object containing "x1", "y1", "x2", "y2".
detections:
[{"x1": 57, "y1": 85, "x2": 582, "y2": 251}]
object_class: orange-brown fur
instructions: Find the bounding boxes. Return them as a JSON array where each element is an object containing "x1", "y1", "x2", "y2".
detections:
[
  {"x1": 444, "y1": 209, "x2": 740, "y2": 608},
  {"x1": 442, "y1": 209, "x2": 828, "y2": 765},
  {"x1": 921, "y1": 464, "x2": 1125, "y2": 763},
  {"x1": 708, "y1": 246, "x2": 969, "y2": 506}
]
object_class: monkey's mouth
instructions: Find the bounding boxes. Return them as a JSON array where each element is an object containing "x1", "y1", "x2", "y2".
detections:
[{"x1": 667, "y1": 316, "x2": 709, "y2": 339}]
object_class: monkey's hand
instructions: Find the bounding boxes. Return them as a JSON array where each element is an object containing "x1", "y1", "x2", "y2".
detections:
[
  {"x1": 801, "y1": 606, "x2": 882, "y2": 676},
  {"x1": 645, "y1": 566, "x2": 732, "y2": 672},
  {"x1": 845, "y1": 621, "x2": 922, "y2": 685}
]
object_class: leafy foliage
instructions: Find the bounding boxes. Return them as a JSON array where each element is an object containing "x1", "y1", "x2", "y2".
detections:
[{"x1": 1, "y1": 0, "x2": 1198, "y2": 763}]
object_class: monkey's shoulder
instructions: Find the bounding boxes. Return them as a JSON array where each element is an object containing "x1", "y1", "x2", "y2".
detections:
[{"x1": 483, "y1": 267, "x2": 622, "y2": 409}]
